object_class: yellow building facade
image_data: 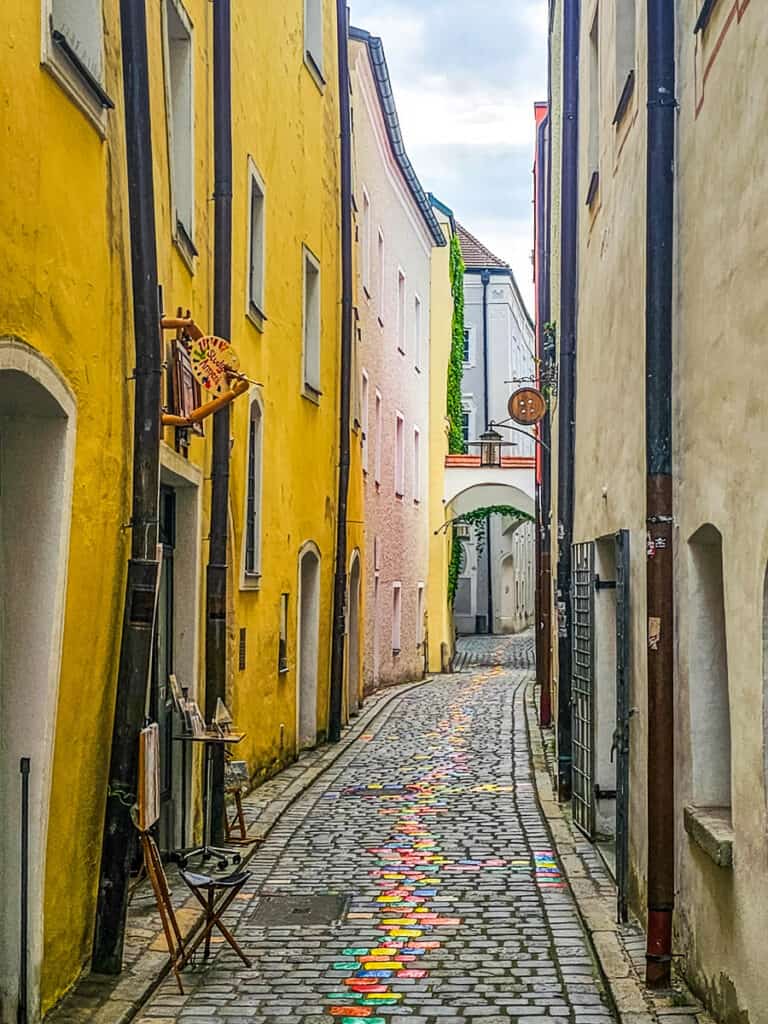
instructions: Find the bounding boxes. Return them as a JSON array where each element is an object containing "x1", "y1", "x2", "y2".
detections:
[{"x1": 1, "y1": 1, "x2": 357, "y2": 1018}]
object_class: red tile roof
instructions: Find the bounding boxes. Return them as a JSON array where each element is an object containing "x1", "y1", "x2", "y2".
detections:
[{"x1": 456, "y1": 222, "x2": 510, "y2": 270}]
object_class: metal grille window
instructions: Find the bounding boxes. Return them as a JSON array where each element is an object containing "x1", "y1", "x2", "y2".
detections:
[{"x1": 571, "y1": 541, "x2": 596, "y2": 838}]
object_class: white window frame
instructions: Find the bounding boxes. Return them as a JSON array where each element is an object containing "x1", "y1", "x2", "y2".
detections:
[
  {"x1": 241, "y1": 391, "x2": 264, "y2": 589},
  {"x1": 461, "y1": 395, "x2": 476, "y2": 453},
  {"x1": 413, "y1": 426, "x2": 421, "y2": 504},
  {"x1": 462, "y1": 325, "x2": 475, "y2": 366},
  {"x1": 304, "y1": 0, "x2": 325, "y2": 88},
  {"x1": 396, "y1": 269, "x2": 407, "y2": 354},
  {"x1": 162, "y1": 0, "x2": 196, "y2": 267},
  {"x1": 392, "y1": 582, "x2": 402, "y2": 654},
  {"x1": 395, "y1": 411, "x2": 405, "y2": 497},
  {"x1": 413, "y1": 293, "x2": 423, "y2": 371},
  {"x1": 361, "y1": 370, "x2": 370, "y2": 474},
  {"x1": 377, "y1": 228, "x2": 386, "y2": 324},
  {"x1": 374, "y1": 390, "x2": 383, "y2": 485},
  {"x1": 41, "y1": 0, "x2": 110, "y2": 134},
  {"x1": 361, "y1": 188, "x2": 372, "y2": 296},
  {"x1": 246, "y1": 157, "x2": 267, "y2": 331},
  {"x1": 302, "y1": 245, "x2": 322, "y2": 399}
]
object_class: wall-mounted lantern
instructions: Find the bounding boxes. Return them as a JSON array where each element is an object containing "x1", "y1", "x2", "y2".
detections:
[{"x1": 479, "y1": 426, "x2": 504, "y2": 467}]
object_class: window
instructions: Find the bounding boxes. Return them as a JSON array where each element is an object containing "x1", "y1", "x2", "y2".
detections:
[
  {"x1": 302, "y1": 246, "x2": 322, "y2": 396},
  {"x1": 377, "y1": 229, "x2": 385, "y2": 323},
  {"x1": 463, "y1": 326, "x2": 474, "y2": 364},
  {"x1": 413, "y1": 427, "x2": 421, "y2": 503},
  {"x1": 413, "y1": 295, "x2": 423, "y2": 370},
  {"x1": 45, "y1": 0, "x2": 112, "y2": 127},
  {"x1": 361, "y1": 189, "x2": 372, "y2": 295},
  {"x1": 461, "y1": 410, "x2": 471, "y2": 452},
  {"x1": 397, "y1": 270, "x2": 407, "y2": 353},
  {"x1": 417, "y1": 584, "x2": 425, "y2": 647},
  {"x1": 304, "y1": 0, "x2": 324, "y2": 84},
  {"x1": 461, "y1": 398, "x2": 475, "y2": 453},
  {"x1": 164, "y1": 0, "x2": 195, "y2": 256},
  {"x1": 392, "y1": 583, "x2": 402, "y2": 654},
  {"x1": 278, "y1": 594, "x2": 289, "y2": 673},
  {"x1": 688, "y1": 524, "x2": 731, "y2": 814},
  {"x1": 374, "y1": 536, "x2": 382, "y2": 572},
  {"x1": 374, "y1": 390, "x2": 383, "y2": 485},
  {"x1": 586, "y1": 8, "x2": 600, "y2": 207},
  {"x1": 614, "y1": 0, "x2": 636, "y2": 123},
  {"x1": 361, "y1": 371, "x2": 370, "y2": 473},
  {"x1": 244, "y1": 397, "x2": 263, "y2": 581},
  {"x1": 247, "y1": 160, "x2": 266, "y2": 327},
  {"x1": 395, "y1": 412, "x2": 405, "y2": 497}
]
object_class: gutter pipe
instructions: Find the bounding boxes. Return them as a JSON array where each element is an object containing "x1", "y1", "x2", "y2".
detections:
[
  {"x1": 556, "y1": 0, "x2": 580, "y2": 799},
  {"x1": 205, "y1": 0, "x2": 233, "y2": 842},
  {"x1": 93, "y1": 0, "x2": 162, "y2": 971},
  {"x1": 644, "y1": 0, "x2": 676, "y2": 988},
  {"x1": 329, "y1": 0, "x2": 354, "y2": 742}
]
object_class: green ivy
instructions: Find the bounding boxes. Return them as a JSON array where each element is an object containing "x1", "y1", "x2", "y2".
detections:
[
  {"x1": 447, "y1": 233, "x2": 466, "y2": 454},
  {"x1": 447, "y1": 504, "x2": 534, "y2": 607}
]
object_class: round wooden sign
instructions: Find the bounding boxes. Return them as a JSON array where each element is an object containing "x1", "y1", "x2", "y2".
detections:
[
  {"x1": 507, "y1": 387, "x2": 547, "y2": 425},
  {"x1": 189, "y1": 336, "x2": 240, "y2": 395}
]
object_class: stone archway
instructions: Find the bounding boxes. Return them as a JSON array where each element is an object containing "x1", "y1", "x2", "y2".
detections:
[
  {"x1": 0, "y1": 339, "x2": 76, "y2": 1024},
  {"x1": 296, "y1": 542, "x2": 321, "y2": 751}
]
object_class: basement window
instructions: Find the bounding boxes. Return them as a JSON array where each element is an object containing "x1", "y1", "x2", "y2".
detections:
[
  {"x1": 163, "y1": 0, "x2": 196, "y2": 266},
  {"x1": 44, "y1": 0, "x2": 113, "y2": 130}
]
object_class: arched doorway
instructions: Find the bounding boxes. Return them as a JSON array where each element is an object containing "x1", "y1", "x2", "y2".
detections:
[
  {"x1": 346, "y1": 552, "x2": 361, "y2": 721},
  {"x1": 296, "y1": 542, "x2": 321, "y2": 750},
  {"x1": 0, "y1": 340, "x2": 76, "y2": 1023}
]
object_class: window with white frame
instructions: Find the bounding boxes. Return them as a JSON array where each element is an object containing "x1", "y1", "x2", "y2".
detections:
[
  {"x1": 615, "y1": 0, "x2": 636, "y2": 115},
  {"x1": 463, "y1": 326, "x2": 474, "y2": 364},
  {"x1": 417, "y1": 583, "x2": 425, "y2": 647},
  {"x1": 361, "y1": 189, "x2": 372, "y2": 295},
  {"x1": 397, "y1": 270, "x2": 407, "y2": 353},
  {"x1": 45, "y1": 0, "x2": 112, "y2": 126},
  {"x1": 392, "y1": 583, "x2": 402, "y2": 653},
  {"x1": 247, "y1": 160, "x2": 266, "y2": 324},
  {"x1": 587, "y1": 7, "x2": 600, "y2": 205},
  {"x1": 374, "y1": 390, "x2": 383, "y2": 485},
  {"x1": 302, "y1": 246, "x2": 322, "y2": 396},
  {"x1": 413, "y1": 294, "x2": 422, "y2": 370},
  {"x1": 304, "y1": 0, "x2": 324, "y2": 83},
  {"x1": 164, "y1": 0, "x2": 195, "y2": 253},
  {"x1": 461, "y1": 398, "x2": 475, "y2": 453},
  {"x1": 413, "y1": 427, "x2": 421, "y2": 503},
  {"x1": 377, "y1": 229, "x2": 385, "y2": 322},
  {"x1": 361, "y1": 370, "x2": 370, "y2": 473},
  {"x1": 395, "y1": 412, "x2": 405, "y2": 496},
  {"x1": 244, "y1": 397, "x2": 263, "y2": 580}
]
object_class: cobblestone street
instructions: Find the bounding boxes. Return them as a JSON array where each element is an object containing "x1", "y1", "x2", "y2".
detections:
[{"x1": 141, "y1": 635, "x2": 614, "y2": 1024}]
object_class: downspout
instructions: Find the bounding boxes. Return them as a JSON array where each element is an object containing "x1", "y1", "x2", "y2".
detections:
[
  {"x1": 92, "y1": 0, "x2": 162, "y2": 972},
  {"x1": 645, "y1": 0, "x2": 676, "y2": 989},
  {"x1": 205, "y1": 0, "x2": 233, "y2": 842},
  {"x1": 481, "y1": 268, "x2": 493, "y2": 635},
  {"x1": 328, "y1": 0, "x2": 353, "y2": 743},
  {"x1": 556, "y1": 0, "x2": 580, "y2": 799}
]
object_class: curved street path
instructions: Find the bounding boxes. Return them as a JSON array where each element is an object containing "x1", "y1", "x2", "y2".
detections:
[{"x1": 141, "y1": 636, "x2": 614, "y2": 1024}]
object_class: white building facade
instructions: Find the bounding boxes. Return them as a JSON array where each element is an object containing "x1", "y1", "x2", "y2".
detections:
[{"x1": 350, "y1": 28, "x2": 446, "y2": 691}]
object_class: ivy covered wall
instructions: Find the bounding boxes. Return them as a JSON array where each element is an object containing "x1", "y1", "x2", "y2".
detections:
[{"x1": 446, "y1": 232, "x2": 466, "y2": 454}]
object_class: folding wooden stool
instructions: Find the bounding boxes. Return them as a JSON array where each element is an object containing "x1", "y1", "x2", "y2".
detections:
[{"x1": 178, "y1": 866, "x2": 252, "y2": 967}]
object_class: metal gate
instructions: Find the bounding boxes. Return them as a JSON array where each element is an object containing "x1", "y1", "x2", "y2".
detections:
[
  {"x1": 571, "y1": 542, "x2": 595, "y2": 837},
  {"x1": 614, "y1": 530, "x2": 631, "y2": 922}
]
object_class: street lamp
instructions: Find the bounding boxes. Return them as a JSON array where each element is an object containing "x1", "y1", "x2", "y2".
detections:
[{"x1": 479, "y1": 426, "x2": 504, "y2": 467}]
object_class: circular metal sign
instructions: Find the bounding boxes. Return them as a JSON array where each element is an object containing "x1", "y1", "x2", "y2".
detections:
[
  {"x1": 508, "y1": 387, "x2": 547, "y2": 425},
  {"x1": 189, "y1": 336, "x2": 240, "y2": 395}
]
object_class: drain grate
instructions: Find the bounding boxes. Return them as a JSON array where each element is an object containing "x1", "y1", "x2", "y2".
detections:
[{"x1": 249, "y1": 893, "x2": 350, "y2": 928}]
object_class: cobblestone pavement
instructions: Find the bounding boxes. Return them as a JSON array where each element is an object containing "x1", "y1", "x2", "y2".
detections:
[
  {"x1": 142, "y1": 642, "x2": 614, "y2": 1024},
  {"x1": 453, "y1": 634, "x2": 535, "y2": 673}
]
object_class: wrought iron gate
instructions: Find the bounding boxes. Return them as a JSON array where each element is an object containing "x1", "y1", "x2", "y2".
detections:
[
  {"x1": 614, "y1": 530, "x2": 631, "y2": 922},
  {"x1": 571, "y1": 542, "x2": 595, "y2": 837}
]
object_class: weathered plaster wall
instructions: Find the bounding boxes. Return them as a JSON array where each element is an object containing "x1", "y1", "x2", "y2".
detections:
[{"x1": 351, "y1": 38, "x2": 432, "y2": 691}]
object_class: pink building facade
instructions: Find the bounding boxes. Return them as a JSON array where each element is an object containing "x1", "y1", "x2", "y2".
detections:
[{"x1": 350, "y1": 28, "x2": 446, "y2": 691}]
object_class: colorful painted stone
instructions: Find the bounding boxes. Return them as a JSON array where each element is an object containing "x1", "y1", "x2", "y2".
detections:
[
  {"x1": 397, "y1": 969, "x2": 428, "y2": 979},
  {"x1": 343, "y1": 948, "x2": 372, "y2": 956}
]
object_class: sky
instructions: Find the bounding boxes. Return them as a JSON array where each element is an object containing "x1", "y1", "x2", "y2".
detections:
[{"x1": 350, "y1": 0, "x2": 548, "y2": 314}]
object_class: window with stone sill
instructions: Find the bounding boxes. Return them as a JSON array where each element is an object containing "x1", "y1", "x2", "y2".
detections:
[{"x1": 43, "y1": 0, "x2": 114, "y2": 129}]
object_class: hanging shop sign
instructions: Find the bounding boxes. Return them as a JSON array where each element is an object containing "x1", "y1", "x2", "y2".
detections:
[
  {"x1": 189, "y1": 335, "x2": 241, "y2": 395},
  {"x1": 507, "y1": 387, "x2": 547, "y2": 426}
]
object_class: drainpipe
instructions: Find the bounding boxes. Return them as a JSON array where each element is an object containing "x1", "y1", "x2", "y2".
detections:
[
  {"x1": 481, "y1": 269, "x2": 493, "y2": 635},
  {"x1": 645, "y1": 0, "x2": 676, "y2": 989},
  {"x1": 205, "y1": 0, "x2": 233, "y2": 842},
  {"x1": 92, "y1": 0, "x2": 162, "y2": 972},
  {"x1": 556, "y1": 0, "x2": 580, "y2": 800},
  {"x1": 329, "y1": 0, "x2": 353, "y2": 743}
]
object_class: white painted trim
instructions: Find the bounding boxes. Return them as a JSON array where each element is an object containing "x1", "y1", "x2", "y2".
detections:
[
  {"x1": 0, "y1": 338, "x2": 77, "y2": 1022},
  {"x1": 245, "y1": 156, "x2": 267, "y2": 331},
  {"x1": 161, "y1": 0, "x2": 196, "y2": 266},
  {"x1": 240, "y1": 389, "x2": 264, "y2": 589},
  {"x1": 40, "y1": 0, "x2": 108, "y2": 135}
]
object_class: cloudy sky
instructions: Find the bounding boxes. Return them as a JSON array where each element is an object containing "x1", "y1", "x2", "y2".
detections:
[{"x1": 350, "y1": 0, "x2": 548, "y2": 313}]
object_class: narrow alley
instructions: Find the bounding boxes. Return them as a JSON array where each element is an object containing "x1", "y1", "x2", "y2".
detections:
[{"x1": 138, "y1": 636, "x2": 613, "y2": 1024}]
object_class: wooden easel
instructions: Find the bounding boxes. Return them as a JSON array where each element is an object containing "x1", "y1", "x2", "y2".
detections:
[{"x1": 139, "y1": 831, "x2": 187, "y2": 993}]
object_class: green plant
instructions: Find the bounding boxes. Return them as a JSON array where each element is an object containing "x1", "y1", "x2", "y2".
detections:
[
  {"x1": 446, "y1": 504, "x2": 534, "y2": 607},
  {"x1": 447, "y1": 232, "x2": 466, "y2": 454}
]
